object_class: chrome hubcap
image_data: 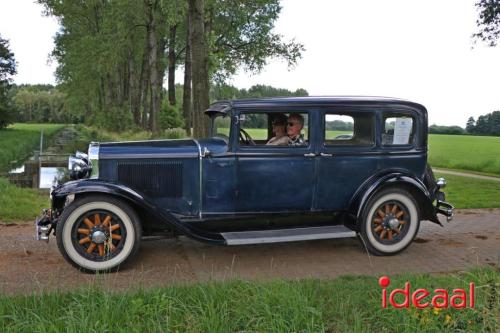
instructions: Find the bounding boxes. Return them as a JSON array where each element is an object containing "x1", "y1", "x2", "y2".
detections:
[{"x1": 91, "y1": 230, "x2": 106, "y2": 244}]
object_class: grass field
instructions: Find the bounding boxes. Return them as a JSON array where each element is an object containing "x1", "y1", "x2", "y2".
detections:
[
  {"x1": 0, "y1": 268, "x2": 497, "y2": 332},
  {"x1": 0, "y1": 123, "x2": 66, "y2": 173},
  {"x1": 428, "y1": 135, "x2": 500, "y2": 176},
  {"x1": 0, "y1": 178, "x2": 49, "y2": 221}
]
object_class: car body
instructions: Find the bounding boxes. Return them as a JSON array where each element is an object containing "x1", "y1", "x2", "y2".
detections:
[{"x1": 36, "y1": 96, "x2": 454, "y2": 272}]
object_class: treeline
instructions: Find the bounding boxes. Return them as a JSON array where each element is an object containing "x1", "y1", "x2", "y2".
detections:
[
  {"x1": 37, "y1": 0, "x2": 303, "y2": 137},
  {"x1": 9, "y1": 83, "x2": 309, "y2": 130},
  {"x1": 466, "y1": 112, "x2": 500, "y2": 136}
]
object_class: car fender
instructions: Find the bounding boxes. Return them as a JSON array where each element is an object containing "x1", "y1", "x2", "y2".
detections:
[
  {"x1": 51, "y1": 179, "x2": 225, "y2": 244},
  {"x1": 348, "y1": 171, "x2": 441, "y2": 228}
]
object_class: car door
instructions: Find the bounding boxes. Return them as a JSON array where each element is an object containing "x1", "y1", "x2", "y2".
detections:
[
  {"x1": 234, "y1": 109, "x2": 317, "y2": 213},
  {"x1": 314, "y1": 107, "x2": 378, "y2": 210}
]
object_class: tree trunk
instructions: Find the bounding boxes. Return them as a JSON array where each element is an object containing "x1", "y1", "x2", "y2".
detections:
[
  {"x1": 168, "y1": 24, "x2": 177, "y2": 106},
  {"x1": 189, "y1": 0, "x2": 210, "y2": 138},
  {"x1": 182, "y1": 12, "x2": 192, "y2": 137},
  {"x1": 146, "y1": 0, "x2": 159, "y2": 133}
]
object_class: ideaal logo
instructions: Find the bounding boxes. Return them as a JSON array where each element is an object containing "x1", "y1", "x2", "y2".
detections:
[{"x1": 379, "y1": 276, "x2": 475, "y2": 309}]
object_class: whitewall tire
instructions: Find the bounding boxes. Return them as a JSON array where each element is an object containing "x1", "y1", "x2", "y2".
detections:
[{"x1": 56, "y1": 195, "x2": 142, "y2": 273}]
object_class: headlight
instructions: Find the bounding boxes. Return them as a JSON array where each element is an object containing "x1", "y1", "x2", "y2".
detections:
[
  {"x1": 68, "y1": 154, "x2": 91, "y2": 180},
  {"x1": 88, "y1": 142, "x2": 99, "y2": 178}
]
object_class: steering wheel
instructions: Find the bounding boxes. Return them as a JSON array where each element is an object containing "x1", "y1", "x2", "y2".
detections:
[{"x1": 239, "y1": 128, "x2": 256, "y2": 145}]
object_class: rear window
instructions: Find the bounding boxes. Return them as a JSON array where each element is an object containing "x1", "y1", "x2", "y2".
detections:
[{"x1": 383, "y1": 116, "x2": 414, "y2": 145}]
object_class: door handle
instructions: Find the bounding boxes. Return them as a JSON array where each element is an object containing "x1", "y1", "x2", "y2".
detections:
[
  {"x1": 304, "y1": 153, "x2": 317, "y2": 157},
  {"x1": 320, "y1": 153, "x2": 333, "y2": 157}
]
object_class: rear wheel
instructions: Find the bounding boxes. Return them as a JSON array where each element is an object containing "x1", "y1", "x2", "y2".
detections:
[
  {"x1": 56, "y1": 195, "x2": 141, "y2": 273},
  {"x1": 359, "y1": 188, "x2": 419, "y2": 255}
]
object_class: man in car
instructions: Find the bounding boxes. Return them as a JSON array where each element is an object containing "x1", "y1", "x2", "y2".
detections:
[{"x1": 287, "y1": 114, "x2": 306, "y2": 146}]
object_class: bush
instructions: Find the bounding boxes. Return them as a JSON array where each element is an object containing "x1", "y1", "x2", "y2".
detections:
[
  {"x1": 161, "y1": 128, "x2": 186, "y2": 139},
  {"x1": 159, "y1": 102, "x2": 184, "y2": 130},
  {"x1": 429, "y1": 125, "x2": 465, "y2": 135}
]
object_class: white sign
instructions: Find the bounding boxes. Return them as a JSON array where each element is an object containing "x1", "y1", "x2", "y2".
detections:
[{"x1": 393, "y1": 118, "x2": 412, "y2": 144}]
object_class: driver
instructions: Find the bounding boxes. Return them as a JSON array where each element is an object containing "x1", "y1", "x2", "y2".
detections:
[
  {"x1": 287, "y1": 114, "x2": 306, "y2": 146},
  {"x1": 266, "y1": 114, "x2": 288, "y2": 145}
]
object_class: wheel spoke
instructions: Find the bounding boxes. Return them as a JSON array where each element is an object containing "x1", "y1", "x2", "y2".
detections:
[
  {"x1": 79, "y1": 236, "x2": 91, "y2": 245},
  {"x1": 380, "y1": 229, "x2": 387, "y2": 240},
  {"x1": 98, "y1": 244, "x2": 104, "y2": 257},
  {"x1": 377, "y1": 209, "x2": 385, "y2": 218},
  {"x1": 83, "y1": 218, "x2": 94, "y2": 229},
  {"x1": 373, "y1": 218, "x2": 382, "y2": 224},
  {"x1": 387, "y1": 230, "x2": 393, "y2": 241},
  {"x1": 110, "y1": 224, "x2": 120, "y2": 232},
  {"x1": 111, "y1": 234, "x2": 122, "y2": 240},
  {"x1": 374, "y1": 225, "x2": 383, "y2": 233},
  {"x1": 86, "y1": 243, "x2": 97, "y2": 254},
  {"x1": 77, "y1": 228, "x2": 90, "y2": 235},
  {"x1": 391, "y1": 204, "x2": 398, "y2": 214},
  {"x1": 94, "y1": 213, "x2": 101, "y2": 225},
  {"x1": 385, "y1": 204, "x2": 390, "y2": 215},
  {"x1": 396, "y1": 211, "x2": 404, "y2": 218},
  {"x1": 102, "y1": 215, "x2": 111, "y2": 227}
]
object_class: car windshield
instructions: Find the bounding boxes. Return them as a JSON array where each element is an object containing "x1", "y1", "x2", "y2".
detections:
[{"x1": 210, "y1": 113, "x2": 231, "y2": 140}]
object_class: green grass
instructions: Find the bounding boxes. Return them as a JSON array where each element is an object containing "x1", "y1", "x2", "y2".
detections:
[
  {"x1": 0, "y1": 178, "x2": 49, "y2": 221},
  {"x1": 435, "y1": 173, "x2": 500, "y2": 209},
  {"x1": 0, "y1": 268, "x2": 497, "y2": 332},
  {"x1": 429, "y1": 134, "x2": 500, "y2": 176},
  {"x1": 0, "y1": 123, "x2": 66, "y2": 173}
]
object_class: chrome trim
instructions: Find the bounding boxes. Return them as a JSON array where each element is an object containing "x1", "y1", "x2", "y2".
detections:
[
  {"x1": 99, "y1": 153, "x2": 198, "y2": 159},
  {"x1": 436, "y1": 177, "x2": 446, "y2": 188},
  {"x1": 192, "y1": 138, "x2": 203, "y2": 219}
]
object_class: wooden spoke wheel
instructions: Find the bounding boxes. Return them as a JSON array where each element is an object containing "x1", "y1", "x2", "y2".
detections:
[
  {"x1": 72, "y1": 210, "x2": 126, "y2": 261},
  {"x1": 359, "y1": 189, "x2": 419, "y2": 256},
  {"x1": 56, "y1": 195, "x2": 141, "y2": 273}
]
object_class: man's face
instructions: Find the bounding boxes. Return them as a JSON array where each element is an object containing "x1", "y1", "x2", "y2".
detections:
[{"x1": 287, "y1": 118, "x2": 302, "y2": 137}]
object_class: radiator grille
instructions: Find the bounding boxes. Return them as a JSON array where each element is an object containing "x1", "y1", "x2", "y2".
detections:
[{"x1": 117, "y1": 161, "x2": 183, "y2": 197}]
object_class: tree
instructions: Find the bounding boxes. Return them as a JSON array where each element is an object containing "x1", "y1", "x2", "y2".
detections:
[
  {"x1": 0, "y1": 35, "x2": 16, "y2": 128},
  {"x1": 466, "y1": 116, "x2": 476, "y2": 133},
  {"x1": 473, "y1": 0, "x2": 500, "y2": 46}
]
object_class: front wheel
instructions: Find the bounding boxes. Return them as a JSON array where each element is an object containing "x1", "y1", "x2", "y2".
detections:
[
  {"x1": 359, "y1": 188, "x2": 420, "y2": 255},
  {"x1": 56, "y1": 195, "x2": 142, "y2": 273}
]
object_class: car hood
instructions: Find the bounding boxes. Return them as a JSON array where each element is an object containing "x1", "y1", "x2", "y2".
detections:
[{"x1": 98, "y1": 138, "x2": 228, "y2": 159}]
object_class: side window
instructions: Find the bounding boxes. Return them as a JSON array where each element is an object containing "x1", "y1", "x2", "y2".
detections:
[
  {"x1": 324, "y1": 113, "x2": 374, "y2": 146},
  {"x1": 383, "y1": 116, "x2": 414, "y2": 145},
  {"x1": 239, "y1": 112, "x2": 309, "y2": 147}
]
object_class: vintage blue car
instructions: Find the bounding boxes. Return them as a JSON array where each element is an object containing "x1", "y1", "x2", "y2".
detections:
[{"x1": 36, "y1": 96, "x2": 454, "y2": 272}]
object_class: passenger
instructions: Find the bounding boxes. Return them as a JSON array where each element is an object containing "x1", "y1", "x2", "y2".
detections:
[
  {"x1": 287, "y1": 114, "x2": 306, "y2": 146},
  {"x1": 266, "y1": 114, "x2": 289, "y2": 146}
]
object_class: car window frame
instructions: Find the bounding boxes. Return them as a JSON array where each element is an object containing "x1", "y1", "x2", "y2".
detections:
[
  {"x1": 234, "y1": 107, "x2": 313, "y2": 152},
  {"x1": 380, "y1": 109, "x2": 418, "y2": 149}
]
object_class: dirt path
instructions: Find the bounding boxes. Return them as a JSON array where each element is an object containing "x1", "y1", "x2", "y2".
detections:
[
  {"x1": 433, "y1": 168, "x2": 500, "y2": 182},
  {"x1": 0, "y1": 210, "x2": 499, "y2": 295}
]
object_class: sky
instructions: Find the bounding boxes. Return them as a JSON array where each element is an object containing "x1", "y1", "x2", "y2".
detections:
[{"x1": 1, "y1": 0, "x2": 500, "y2": 126}]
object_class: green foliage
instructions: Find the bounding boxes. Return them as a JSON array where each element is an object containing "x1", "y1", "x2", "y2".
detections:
[
  {"x1": 428, "y1": 134, "x2": 500, "y2": 175},
  {"x1": 0, "y1": 178, "x2": 49, "y2": 221},
  {"x1": 11, "y1": 84, "x2": 74, "y2": 123},
  {"x1": 473, "y1": 0, "x2": 500, "y2": 46},
  {"x1": 0, "y1": 123, "x2": 65, "y2": 173},
  {"x1": 429, "y1": 125, "x2": 466, "y2": 135},
  {"x1": 0, "y1": 35, "x2": 17, "y2": 129},
  {"x1": 159, "y1": 100, "x2": 184, "y2": 130},
  {"x1": 0, "y1": 268, "x2": 497, "y2": 332},
  {"x1": 210, "y1": 83, "x2": 308, "y2": 101},
  {"x1": 466, "y1": 111, "x2": 500, "y2": 136}
]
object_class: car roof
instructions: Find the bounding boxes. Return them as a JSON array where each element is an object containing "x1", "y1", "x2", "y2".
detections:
[{"x1": 205, "y1": 96, "x2": 427, "y2": 115}]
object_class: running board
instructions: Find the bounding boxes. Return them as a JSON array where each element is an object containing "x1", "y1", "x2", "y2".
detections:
[{"x1": 222, "y1": 225, "x2": 356, "y2": 245}]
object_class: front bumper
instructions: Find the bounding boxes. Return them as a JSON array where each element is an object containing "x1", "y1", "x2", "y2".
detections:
[
  {"x1": 434, "y1": 189, "x2": 454, "y2": 222},
  {"x1": 35, "y1": 209, "x2": 56, "y2": 242}
]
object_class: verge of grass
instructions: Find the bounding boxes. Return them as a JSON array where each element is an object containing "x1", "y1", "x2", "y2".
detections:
[
  {"x1": 0, "y1": 123, "x2": 65, "y2": 173},
  {"x1": 435, "y1": 172, "x2": 500, "y2": 209},
  {"x1": 0, "y1": 178, "x2": 49, "y2": 221},
  {"x1": 0, "y1": 268, "x2": 497, "y2": 332}
]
